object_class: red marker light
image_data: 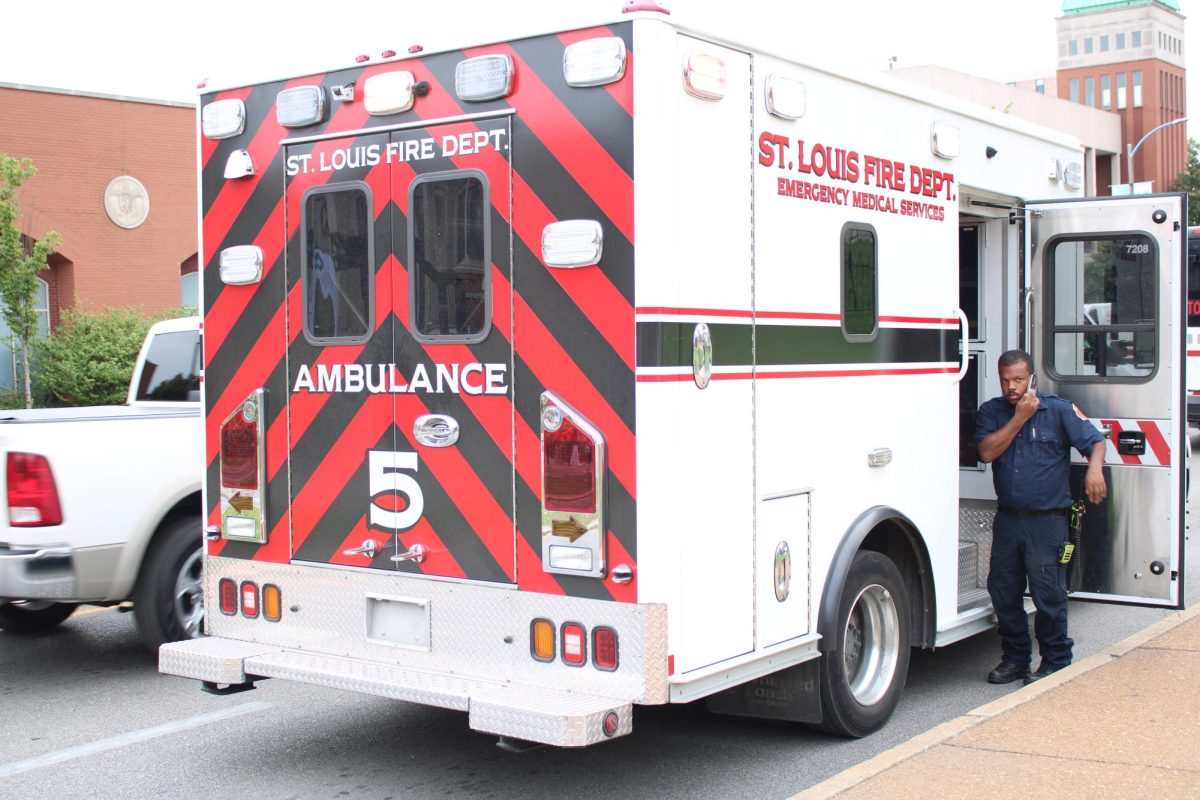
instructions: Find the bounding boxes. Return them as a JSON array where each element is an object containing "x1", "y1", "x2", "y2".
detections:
[
  {"x1": 219, "y1": 579, "x2": 237, "y2": 615},
  {"x1": 356, "y1": 54, "x2": 370, "y2": 63},
  {"x1": 408, "y1": 45, "x2": 424, "y2": 53},
  {"x1": 381, "y1": 49, "x2": 397, "y2": 58}
]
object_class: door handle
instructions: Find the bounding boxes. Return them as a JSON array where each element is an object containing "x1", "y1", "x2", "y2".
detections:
[
  {"x1": 390, "y1": 543, "x2": 427, "y2": 564},
  {"x1": 1101, "y1": 423, "x2": 1114, "y2": 440},
  {"x1": 343, "y1": 538, "x2": 383, "y2": 558},
  {"x1": 414, "y1": 414, "x2": 460, "y2": 447}
]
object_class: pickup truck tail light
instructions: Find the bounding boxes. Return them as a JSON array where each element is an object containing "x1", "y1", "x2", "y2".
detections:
[{"x1": 6, "y1": 452, "x2": 63, "y2": 526}]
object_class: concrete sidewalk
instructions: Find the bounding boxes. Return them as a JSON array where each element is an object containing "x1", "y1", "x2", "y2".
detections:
[{"x1": 795, "y1": 605, "x2": 1200, "y2": 800}]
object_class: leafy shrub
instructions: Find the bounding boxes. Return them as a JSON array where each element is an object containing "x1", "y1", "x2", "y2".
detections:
[{"x1": 31, "y1": 307, "x2": 192, "y2": 407}]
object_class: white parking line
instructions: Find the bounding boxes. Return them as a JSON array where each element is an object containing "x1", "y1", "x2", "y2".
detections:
[{"x1": 0, "y1": 701, "x2": 272, "y2": 778}]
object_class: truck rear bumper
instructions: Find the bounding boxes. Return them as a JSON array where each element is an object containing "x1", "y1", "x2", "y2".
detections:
[
  {"x1": 0, "y1": 544, "x2": 75, "y2": 600},
  {"x1": 161, "y1": 636, "x2": 633, "y2": 746}
]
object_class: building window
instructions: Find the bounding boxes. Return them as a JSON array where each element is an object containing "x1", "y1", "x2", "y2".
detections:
[
  {"x1": 0, "y1": 278, "x2": 50, "y2": 391},
  {"x1": 1100, "y1": 35, "x2": 1109, "y2": 52},
  {"x1": 181, "y1": 272, "x2": 198, "y2": 309},
  {"x1": 1085, "y1": 37, "x2": 1094, "y2": 54},
  {"x1": 1069, "y1": 39, "x2": 1079, "y2": 56},
  {"x1": 1085, "y1": 76, "x2": 1095, "y2": 107},
  {"x1": 1133, "y1": 70, "x2": 1143, "y2": 107},
  {"x1": 1117, "y1": 32, "x2": 1126, "y2": 49},
  {"x1": 1036, "y1": 78, "x2": 1046, "y2": 95},
  {"x1": 1133, "y1": 30, "x2": 1142, "y2": 48},
  {"x1": 1049, "y1": 236, "x2": 1156, "y2": 381},
  {"x1": 1101, "y1": 74, "x2": 1111, "y2": 109},
  {"x1": 302, "y1": 183, "x2": 374, "y2": 344},
  {"x1": 1117, "y1": 72, "x2": 1127, "y2": 109},
  {"x1": 1069, "y1": 78, "x2": 1080, "y2": 103},
  {"x1": 840, "y1": 223, "x2": 877, "y2": 341}
]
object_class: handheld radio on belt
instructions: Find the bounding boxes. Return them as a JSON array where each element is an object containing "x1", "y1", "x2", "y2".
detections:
[{"x1": 1060, "y1": 501, "x2": 1085, "y2": 564}]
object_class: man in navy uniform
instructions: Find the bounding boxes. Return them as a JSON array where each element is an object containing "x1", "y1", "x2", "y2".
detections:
[{"x1": 975, "y1": 350, "x2": 1106, "y2": 685}]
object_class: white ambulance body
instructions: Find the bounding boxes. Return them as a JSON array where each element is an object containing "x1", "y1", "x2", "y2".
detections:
[{"x1": 162, "y1": 7, "x2": 1187, "y2": 747}]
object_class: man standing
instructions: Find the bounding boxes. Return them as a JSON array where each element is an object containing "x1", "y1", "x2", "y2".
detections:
[{"x1": 975, "y1": 350, "x2": 1106, "y2": 685}]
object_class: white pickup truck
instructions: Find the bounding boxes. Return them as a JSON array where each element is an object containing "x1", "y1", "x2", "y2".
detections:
[{"x1": 0, "y1": 316, "x2": 203, "y2": 650}]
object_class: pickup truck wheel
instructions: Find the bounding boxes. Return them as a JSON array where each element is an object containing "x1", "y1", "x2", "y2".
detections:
[
  {"x1": 815, "y1": 551, "x2": 911, "y2": 738},
  {"x1": 133, "y1": 516, "x2": 203, "y2": 651},
  {"x1": 0, "y1": 600, "x2": 77, "y2": 633}
]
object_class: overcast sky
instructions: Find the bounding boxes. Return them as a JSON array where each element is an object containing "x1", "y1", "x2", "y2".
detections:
[{"x1": 0, "y1": 0, "x2": 1194, "y2": 135}]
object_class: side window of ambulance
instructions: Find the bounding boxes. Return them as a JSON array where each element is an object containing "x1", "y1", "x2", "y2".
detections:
[
  {"x1": 841, "y1": 223, "x2": 878, "y2": 341},
  {"x1": 409, "y1": 171, "x2": 490, "y2": 342},
  {"x1": 1048, "y1": 236, "x2": 1156, "y2": 381},
  {"x1": 302, "y1": 184, "x2": 373, "y2": 343}
]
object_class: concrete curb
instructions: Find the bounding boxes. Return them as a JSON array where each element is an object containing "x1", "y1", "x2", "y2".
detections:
[{"x1": 790, "y1": 603, "x2": 1200, "y2": 800}]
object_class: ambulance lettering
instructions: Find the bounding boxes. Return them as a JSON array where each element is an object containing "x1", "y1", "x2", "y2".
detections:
[
  {"x1": 293, "y1": 362, "x2": 508, "y2": 395},
  {"x1": 368, "y1": 450, "x2": 423, "y2": 531}
]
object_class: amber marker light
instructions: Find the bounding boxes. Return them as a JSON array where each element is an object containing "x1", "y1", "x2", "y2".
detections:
[
  {"x1": 531, "y1": 619, "x2": 556, "y2": 662},
  {"x1": 262, "y1": 584, "x2": 282, "y2": 622}
]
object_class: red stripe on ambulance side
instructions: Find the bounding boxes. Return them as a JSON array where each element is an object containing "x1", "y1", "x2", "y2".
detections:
[
  {"x1": 637, "y1": 367, "x2": 958, "y2": 382},
  {"x1": 1139, "y1": 420, "x2": 1171, "y2": 466},
  {"x1": 1099, "y1": 420, "x2": 1140, "y2": 465}
]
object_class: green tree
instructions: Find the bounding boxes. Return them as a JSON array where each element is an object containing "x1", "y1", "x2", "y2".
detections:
[
  {"x1": 1171, "y1": 138, "x2": 1200, "y2": 226},
  {"x1": 0, "y1": 155, "x2": 61, "y2": 408},
  {"x1": 31, "y1": 307, "x2": 152, "y2": 407}
]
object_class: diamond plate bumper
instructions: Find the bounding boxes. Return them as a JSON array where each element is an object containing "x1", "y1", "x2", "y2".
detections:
[{"x1": 161, "y1": 636, "x2": 632, "y2": 746}]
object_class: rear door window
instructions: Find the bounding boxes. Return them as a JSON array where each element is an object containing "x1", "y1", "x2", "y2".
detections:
[{"x1": 302, "y1": 184, "x2": 374, "y2": 344}]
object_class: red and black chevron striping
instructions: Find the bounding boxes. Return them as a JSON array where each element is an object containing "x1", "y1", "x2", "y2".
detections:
[{"x1": 201, "y1": 24, "x2": 636, "y2": 602}]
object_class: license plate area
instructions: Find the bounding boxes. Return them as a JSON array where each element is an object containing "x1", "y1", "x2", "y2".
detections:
[{"x1": 365, "y1": 594, "x2": 430, "y2": 651}]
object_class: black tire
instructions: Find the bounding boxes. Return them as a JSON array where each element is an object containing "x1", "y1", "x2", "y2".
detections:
[
  {"x1": 0, "y1": 600, "x2": 77, "y2": 633},
  {"x1": 815, "y1": 551, "x2": 911, "y2": 738},
  {"x1": 133, "y1": 515, "x2": 204, "y2": 652}
]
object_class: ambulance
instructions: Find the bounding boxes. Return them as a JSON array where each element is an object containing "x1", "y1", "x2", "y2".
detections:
[{"x1": 161, "y1": 3, "x2": 1188, "y2": 746}]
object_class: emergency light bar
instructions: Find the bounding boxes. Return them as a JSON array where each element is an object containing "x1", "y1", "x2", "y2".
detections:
[
  {"x1": 219, "y1": 245, "x2": 264, "y2": 285},
  {"x1": 683, "y1": 52, "x2": 726, "y2": 101},
  {"x1": 541, "y1": 220, "x2": 603, "y2": 268},
  {"x1": 201, "y1": 99, "x2": 246, "y2": 140},
  {"x1": 364, "y1": 71, "x2": 417, "y2": 115},
  {"x1": 563, "y1": 37, "x2": 627, "y2": 87},
  {"x1": 455, "y1": 54, "x2": 514, "y2": 102},
  {"x1": 765, "y1": 74, "x2": 806, "y2": 119},
  {"x1": 930, "y1": 122, "x2": 961, "y2": 159},
  {"x1": 276, "y1": 85, "x2": 327, "y2": 127}
]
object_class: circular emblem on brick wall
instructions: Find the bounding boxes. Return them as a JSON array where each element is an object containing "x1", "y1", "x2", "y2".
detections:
[{"x1": 103, "y1": 175, "x2": 150, "y2": 229}]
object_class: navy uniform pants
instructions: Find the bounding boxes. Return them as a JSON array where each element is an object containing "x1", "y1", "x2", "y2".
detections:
[{"x1": 986, "y1": 511, "x2": 1073, "y2": 668}]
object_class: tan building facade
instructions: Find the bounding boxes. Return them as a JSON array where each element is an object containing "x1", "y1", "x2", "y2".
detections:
[
  {"x1": 1056, "y1": 0, "x2": 1187, "y2": 193},
  {"x1": 0, "y1": 84, "x2": 197, "y2": 387}
]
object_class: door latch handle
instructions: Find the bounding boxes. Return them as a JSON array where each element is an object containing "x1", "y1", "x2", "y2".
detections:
[
  {"x1": 343, "y1": 539, "x2": 382, "y2": 559},
  {"x1": 390, "y1": 543, "x2": 427, "y2": 564},
  {"x1": 1101, "y1": 424, "x2": 1114, "y2": 440}
]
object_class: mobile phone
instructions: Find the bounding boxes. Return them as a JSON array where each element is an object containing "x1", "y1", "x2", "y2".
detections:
[{"x1": 1030, "y1": 374, "x2": 1038, "y2": 392}]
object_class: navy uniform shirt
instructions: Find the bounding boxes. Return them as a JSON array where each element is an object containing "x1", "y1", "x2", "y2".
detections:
[{"x1": 974, "y1": 392, "x2": 1104, "y2": 511}]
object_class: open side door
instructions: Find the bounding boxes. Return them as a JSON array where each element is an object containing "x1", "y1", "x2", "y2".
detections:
[{"x1": 1026, "y1": 193, "x2": 1185, "y2": 608}]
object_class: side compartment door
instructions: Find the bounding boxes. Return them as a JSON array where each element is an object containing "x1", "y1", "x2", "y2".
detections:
[{"x1": 1027, "y1": 194, "x2": 1185, "y2": 607}]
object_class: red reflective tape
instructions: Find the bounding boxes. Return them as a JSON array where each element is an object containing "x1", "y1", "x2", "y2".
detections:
[
  {"x1": 1187, "y1": 350, "x2": 1200, "y2": 357},
  {"x1": 555, "y1": 27, "x2": 634, "y2": 117},
  {"x1": 467, "y1": 42, "x2": 633, "y2": 243},
  {"x1": 636, "y1": 306, "x2": 754, "y2": 319},
  {"x1": 636, "y1": 367, "x2": 957, "y2": 382},
  {"x1": 1138, "y1": 420, "x2": 1171, "y2": 466},
  {"x1": 635, "y1": 307, "x2": 953, "y2": 325},
  {"x1": 254, "y1": 508, "x2": 291, "y2": 563},
  {"x1": 879, "y1": 315, "x2": 959, "y2": 326}
]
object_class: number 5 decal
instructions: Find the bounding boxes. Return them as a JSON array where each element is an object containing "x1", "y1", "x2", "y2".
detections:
[{"x1": 369, "y1": 450, "x2": 425, "y2": 531}]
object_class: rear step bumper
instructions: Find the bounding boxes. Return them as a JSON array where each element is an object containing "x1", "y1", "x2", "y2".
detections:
[{"x1": 161, "y1": 636, "x2": 632, "y2": 746}]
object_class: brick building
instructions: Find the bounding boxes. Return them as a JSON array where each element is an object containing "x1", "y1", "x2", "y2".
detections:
[
  {"x1": 0, "y1": 83, "x2": 197, "y2": 387},
  {"x1": 1056, "y1": 0, "x2": 1187, "y2": 193}
]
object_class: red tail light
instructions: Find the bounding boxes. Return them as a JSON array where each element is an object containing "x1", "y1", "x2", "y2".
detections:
[
  {"x1": 593, "y1": 626, "x2": 619, "y2": 671},
  {"x1": 219, "y1": 578, "x2": 238, "y2": 615},
  {"x1": 6, "y1": 452, "x2": 63, "y2": 526},
  {"x1": 543, "y1": 416, "x2": 596, "y2": 513},
  {"x1": 221, "y1": 407, "x2": 258, "y2": 490}
]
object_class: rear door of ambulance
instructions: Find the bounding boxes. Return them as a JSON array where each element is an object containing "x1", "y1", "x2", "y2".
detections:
[
  {"x1": 1026, "y1": 193, "x2": 1186, "y2": 608},
  {"x1": 284, "y1": 117, "x2": 516, "y2": 582}
]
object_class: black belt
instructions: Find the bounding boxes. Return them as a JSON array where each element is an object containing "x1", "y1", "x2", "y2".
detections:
[{"x1": 997, "y1": 506, "x2": 1069, "y2": 519}]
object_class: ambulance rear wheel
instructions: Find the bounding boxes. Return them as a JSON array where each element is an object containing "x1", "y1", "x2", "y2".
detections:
[
  {"x1": 133, "y1": 515, "x2": 204, "y2": 652},
  {"x1": 0, "y1": 600, "x2": 77, "y2": 633},
  {"x1": 816, "y1": 551, "x2": 910, "y2": 738}
]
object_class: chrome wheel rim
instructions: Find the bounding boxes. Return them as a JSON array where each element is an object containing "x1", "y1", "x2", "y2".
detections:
[
  {"x1": 174, "y1": 548, "x2": 204, "y2": 638},
  {"x1": 842, "y1": 583, "x2": 900, "y2": 706}
]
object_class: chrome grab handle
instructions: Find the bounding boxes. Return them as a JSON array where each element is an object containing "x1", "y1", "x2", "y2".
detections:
[
  {"x1": 1101, "y1": 423, "x2": 1114, "y2": 440},
  {"x1": 343, "y1": 539, "x2": 382, "y2": 559},
  {"x1": 390, "y1": 543, "x2": 427, "y2": 564},
  {"x1": 414, "y1": 414, "x2": 460, "y2": 447},
  {"x1": 954, "y1": 308, "x2": 970, "y2": 382}
]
